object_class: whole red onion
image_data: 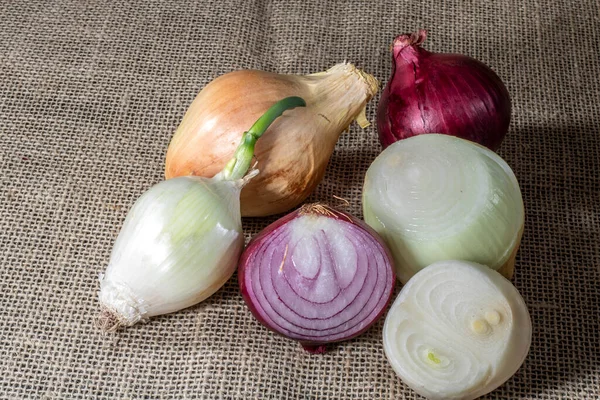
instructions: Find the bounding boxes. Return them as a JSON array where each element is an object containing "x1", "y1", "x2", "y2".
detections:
[
  {"x1": 377, "y1": 30, "x2": 511, "y2": 151},
  {"x1": 239, "y1": 204, "x2": 396, "y2": 353}
]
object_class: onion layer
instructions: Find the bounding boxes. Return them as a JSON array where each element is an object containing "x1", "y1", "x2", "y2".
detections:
[
  {"x1": 377, "y1": 30, "x2": 511, "y2": 151},
  {"x1": 383, "y1": 260, "x2": 532, "y2": 400},
  {"x1": 239, "y1": 204, "x2": 396, "y2": 353},
  {"x1": 363, "y1": 134, "x2": 524, "y2": 284}
]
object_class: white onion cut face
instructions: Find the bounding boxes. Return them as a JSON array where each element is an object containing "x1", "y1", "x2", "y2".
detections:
[
  {"x1": 363, "y1": 134, "x2": 524, "y2": 283},
  {"x1": 383, "y1": 260, "x2": 531, "y2": 400},
  {"x1": 239, "y1": 205, "x2": 396, "y2": 352}
]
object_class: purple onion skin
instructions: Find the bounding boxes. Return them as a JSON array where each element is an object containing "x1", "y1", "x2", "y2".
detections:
[
  {"x1": 239, "y1": 204, "x2": 396, "y2": 354},
  {"x1": 377, "y1": 30, "x2": 511, "y2": 151}
]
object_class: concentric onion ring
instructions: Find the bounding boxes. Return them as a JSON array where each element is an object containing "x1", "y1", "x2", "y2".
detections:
[
  {"x1": 239, "y1": 204, "x2": 396, "y2": 352},
  {"x1": 383, "y1": 260, "x2": 531, "y2": 400}
]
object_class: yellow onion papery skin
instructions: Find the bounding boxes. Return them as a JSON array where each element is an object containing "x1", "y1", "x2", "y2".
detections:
[{"x1": 165, "y1": 63, "x2": 378, "y2": 216}]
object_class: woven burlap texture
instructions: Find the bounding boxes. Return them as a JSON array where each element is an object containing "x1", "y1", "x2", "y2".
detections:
[{"x1": 1, "y1": 0, "x2": 599, "y2": 399}]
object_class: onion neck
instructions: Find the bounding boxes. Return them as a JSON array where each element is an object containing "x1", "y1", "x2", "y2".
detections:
[
  {"x1": 392, "y1": 30, "x2": 427, "y2": 58},
  {"x1": 220, "y1": 96, "x2": 306, "y2": 181},
  {"x1": 392, "y1": 30, "x2": 431, "y2": 69},
  {"x1": 305, "y1": 63, "x2": 378, "y2": 129},
  {"x1": 387, "y1": 31, "x2": 430, "y2": 134}
]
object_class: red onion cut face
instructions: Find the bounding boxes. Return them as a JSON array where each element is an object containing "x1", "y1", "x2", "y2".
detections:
[
  {"x1": 239, "y1": 204, "x2": 396, "y2": 353},
  {"x1": 377, "y1": 30, "x2": 511, "y2": 151}
]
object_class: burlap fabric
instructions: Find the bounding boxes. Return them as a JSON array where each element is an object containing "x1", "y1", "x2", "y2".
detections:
[{"x1": 1, "y1": 0, "x2": 599, "y2": 398}]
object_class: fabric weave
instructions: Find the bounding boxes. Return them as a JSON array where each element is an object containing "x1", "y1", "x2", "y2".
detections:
[{"x1": 1, "y1": 0, "x2": 599, "y2": 398}]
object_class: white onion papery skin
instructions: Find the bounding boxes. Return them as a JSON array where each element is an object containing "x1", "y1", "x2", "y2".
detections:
[
  {"x1": 363, "y1": 134, "x2": 524, "y2": 283},
  {"x1": 383, "y1": 261, "x2": 531, "y2": 400},
  {"x1": 99, "y1": 176, "x2": 243, "y2": 326}
]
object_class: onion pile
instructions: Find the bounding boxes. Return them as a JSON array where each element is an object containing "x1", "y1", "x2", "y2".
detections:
[
  {"x1": 383, "y1": 260, "x2": 532, "y2": 400},
  {"x1": 239, "y1": 204, "x2": 396, "y2": 353},
  {"x1": 377, "y1": 30, "x2": 511, "y2": 151},
  {"x1": 95, "y1": 32, "x2": 532, "y2": 399}
]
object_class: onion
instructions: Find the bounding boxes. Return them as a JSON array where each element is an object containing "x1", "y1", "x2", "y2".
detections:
[
  {"x1": 383, "y1": 260, "x2": 532, "y2": 400},
  {"x1": 165, "y1": 63, "x2": 378, "y2": 217},
  {"x1": 377, "y1": 30, "x2": 511, "y2": 151},
  {"x1": 238, "y1": 204, "x2": 396, "y2": 353},
  {"x1": 363, "y1": 134, "x2": 524, "y2": 284}
]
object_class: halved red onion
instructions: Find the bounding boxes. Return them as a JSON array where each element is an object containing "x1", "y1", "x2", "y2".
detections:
[{"x1": 239, "y1": 204, "x2": 396, "y2": 353}]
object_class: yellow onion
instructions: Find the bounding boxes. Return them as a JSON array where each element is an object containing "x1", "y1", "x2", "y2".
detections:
[{"x1": 165, "y1": 63, "x2": 378, "y2": 216}]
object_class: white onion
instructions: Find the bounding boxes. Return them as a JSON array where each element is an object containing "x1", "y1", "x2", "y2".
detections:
[
  {"x1": 383, "y1": 260, "x2": 531, "y2": 400},
  {"x1": 363, "y1": 134, "x2": 524, "y2": 283},
  {"x1": 98, "y1": 176, "x2": 244, "y2": 327}
]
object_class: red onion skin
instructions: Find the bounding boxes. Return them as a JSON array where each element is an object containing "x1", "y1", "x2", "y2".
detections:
[
  {"x1": 238, "y1": 205, "x2": 396, "y2": 354},
  {"x1": 377, "y1": 30, "x2": 511, "y2": 151}
]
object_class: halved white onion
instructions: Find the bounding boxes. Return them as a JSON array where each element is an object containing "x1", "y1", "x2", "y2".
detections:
[
  {"x1": 383, "y1": 260, "x2": 531, "y2": 400},
  {"x1": 363, "y1": 134, "x2": 524, "y2": 283}
]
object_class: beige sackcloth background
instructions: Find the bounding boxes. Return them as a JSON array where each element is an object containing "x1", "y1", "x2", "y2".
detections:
[{"x1": 1, "y1": 0, "x2": 599, "y2": 398}]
